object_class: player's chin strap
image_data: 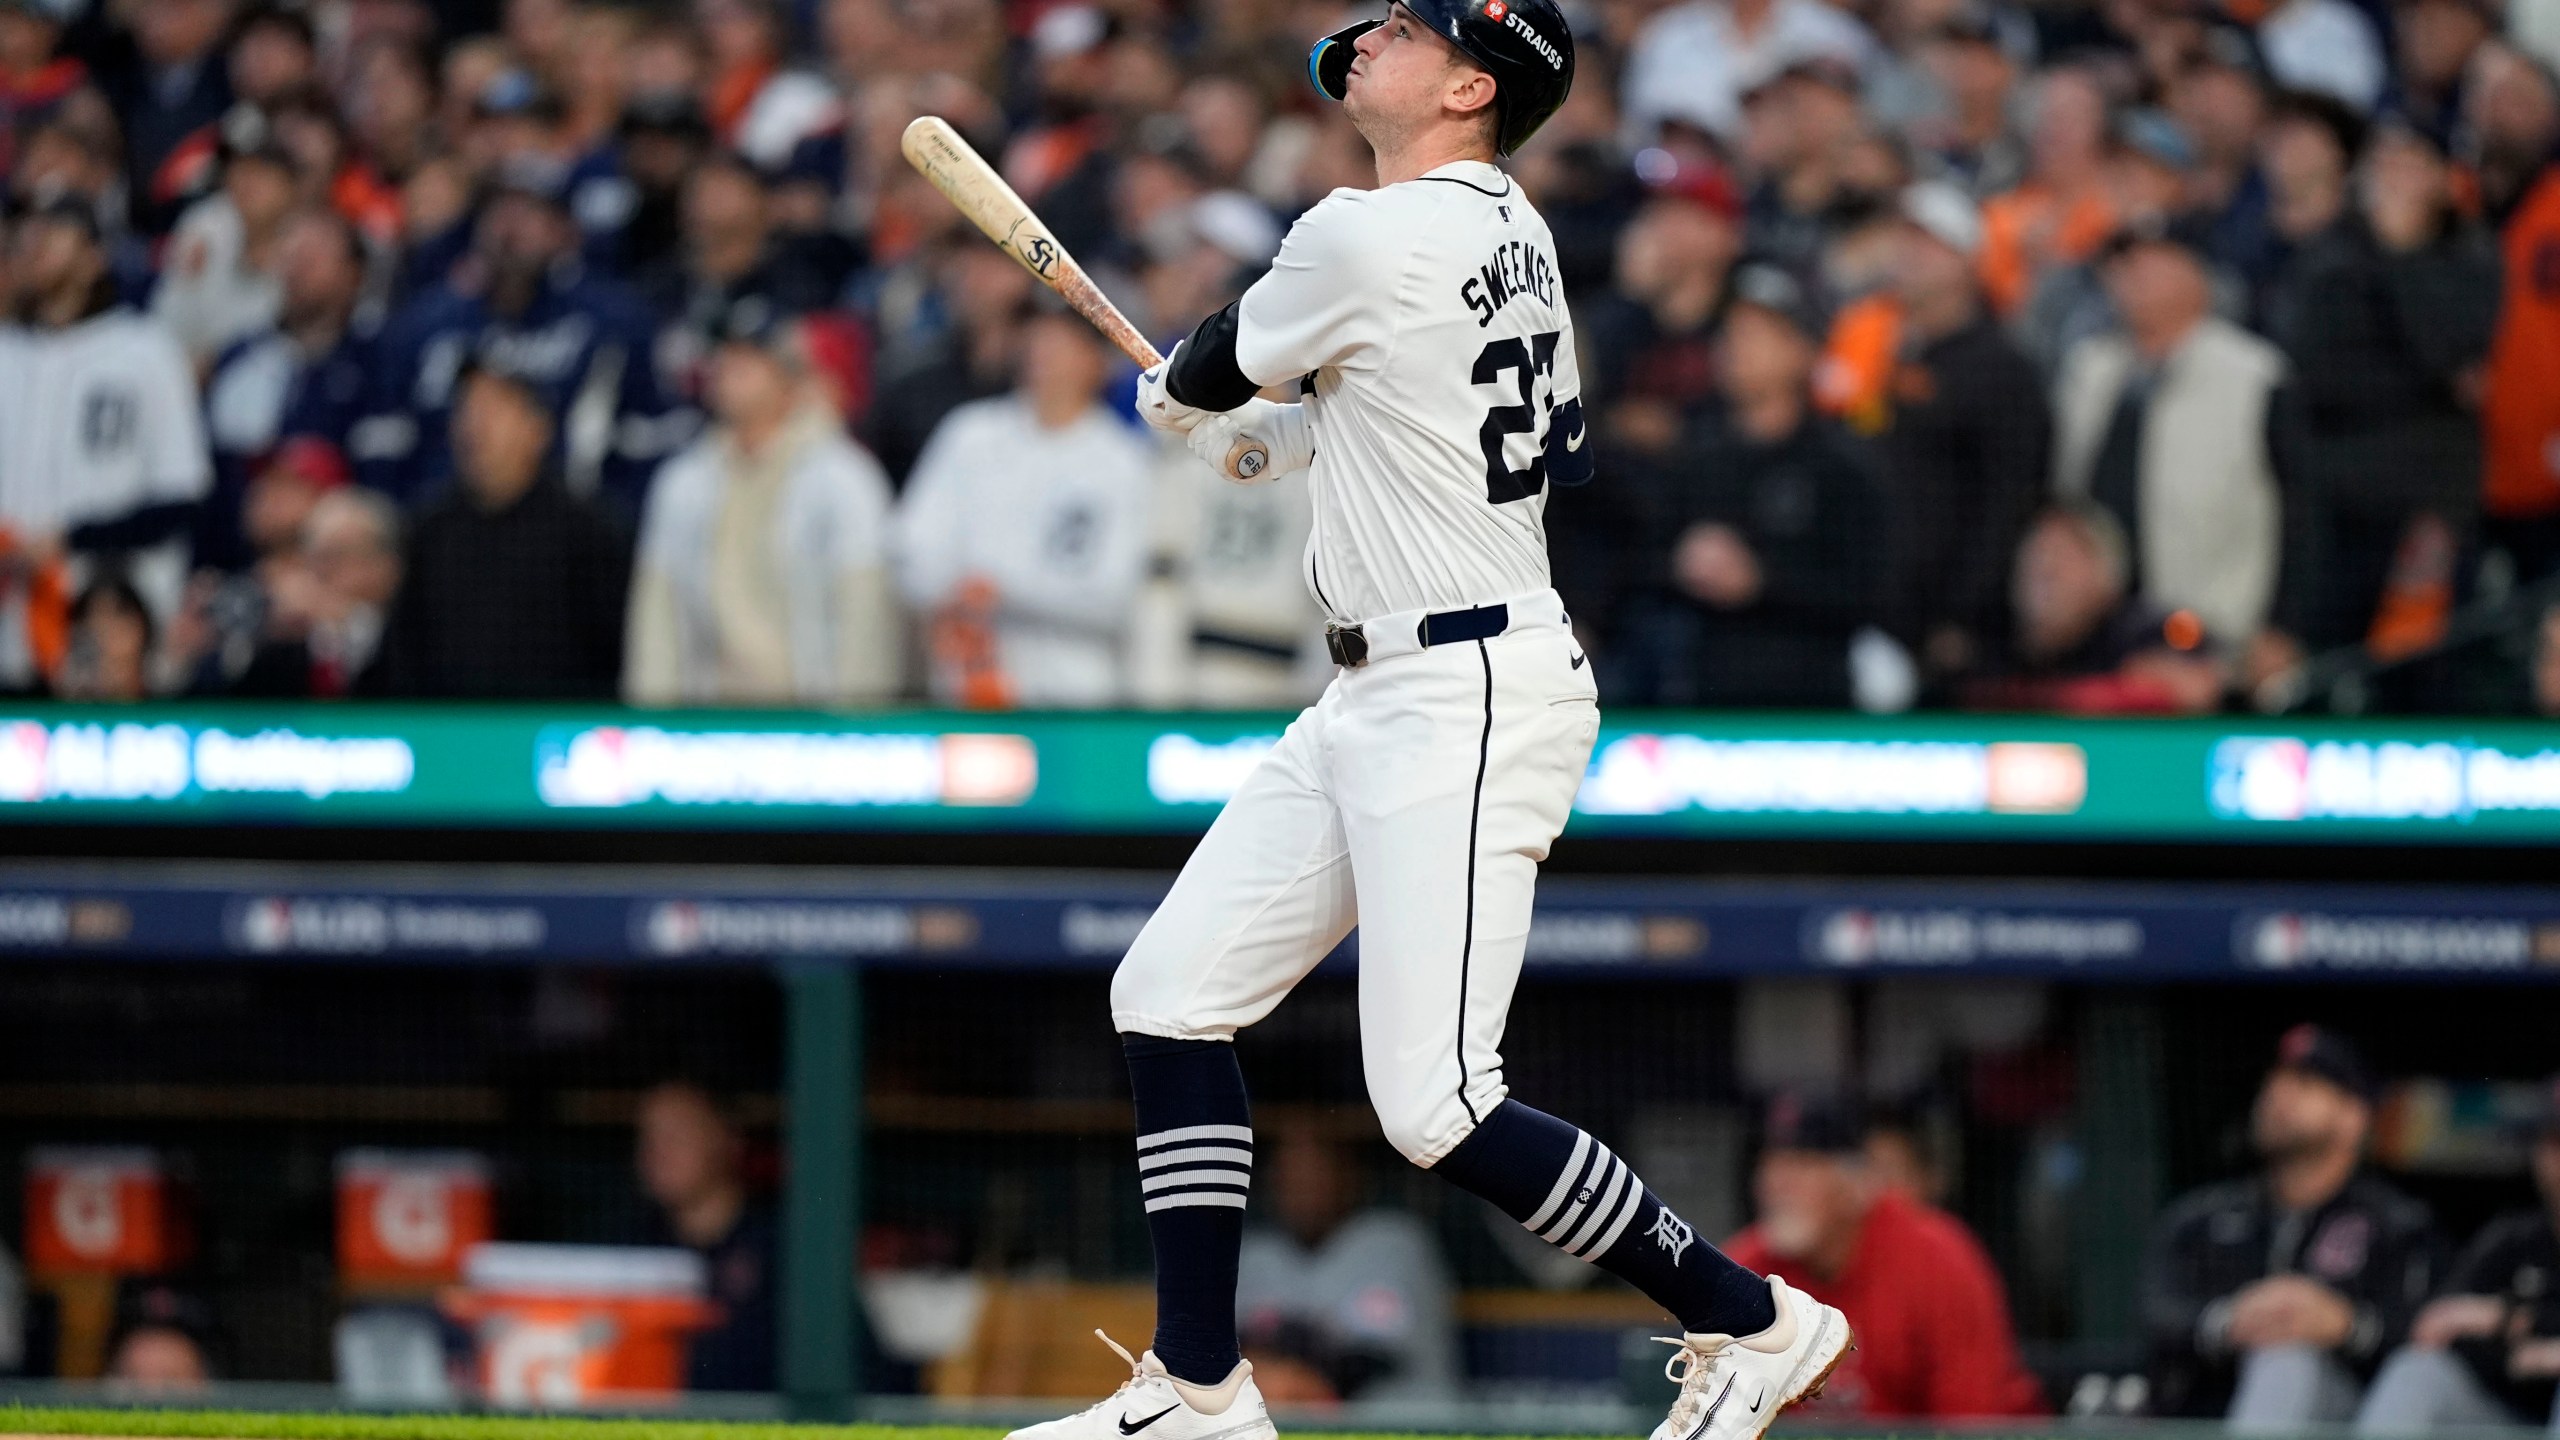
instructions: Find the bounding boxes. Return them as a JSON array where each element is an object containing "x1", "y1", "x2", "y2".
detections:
[{"x1": 1308, "y1": 20, "x2": 1381, "y2": 101}]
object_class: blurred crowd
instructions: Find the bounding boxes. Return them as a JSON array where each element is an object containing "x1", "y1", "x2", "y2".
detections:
[{"x1": 0, "y1": 0, "x2": 2557, "y2": 713}]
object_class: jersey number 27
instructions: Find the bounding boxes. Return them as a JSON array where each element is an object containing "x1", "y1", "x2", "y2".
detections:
[{"x1": 1474, "y1": 330, "x2": 1561, "y2": 504}]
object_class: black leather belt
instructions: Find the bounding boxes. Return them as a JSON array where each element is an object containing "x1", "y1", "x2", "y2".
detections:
[{"x1": 1324, "y1": 602, "x2": 1510, "y2": 668}]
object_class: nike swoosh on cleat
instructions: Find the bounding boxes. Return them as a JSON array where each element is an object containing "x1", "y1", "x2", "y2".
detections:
[
  {"x1": 1685, "y1": 1377, "x2": 1734, "y2": 1440},
  {"x1": 1565, "y1": 423, "x2": 1586, "y2": 452},
  {"x1": 1569, "y1": 651, "x2": 1588, "y2": 670},
  {"x1": 1119, "y1": 1407, "x2": 1180, "y2": 1435}
]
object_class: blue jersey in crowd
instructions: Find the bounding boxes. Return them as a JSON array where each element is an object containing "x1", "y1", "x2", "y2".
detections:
[{"x1": 352, "y1": 261, "x2": 685, "y2": 511}]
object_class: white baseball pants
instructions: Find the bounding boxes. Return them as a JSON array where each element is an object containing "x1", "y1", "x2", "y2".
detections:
[{"x1": 1111, "y1": 590, "x2": 1599, "y2": 1167}]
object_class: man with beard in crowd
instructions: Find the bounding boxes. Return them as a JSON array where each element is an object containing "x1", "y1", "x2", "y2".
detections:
[{"x1": 356, "y1": 153, "x2": 672, "y2": 511}]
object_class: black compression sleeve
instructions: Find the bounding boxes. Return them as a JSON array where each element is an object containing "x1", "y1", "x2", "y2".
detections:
[{"x1": 1165, "y1": 300, "x2": 1261, "y2": 413}]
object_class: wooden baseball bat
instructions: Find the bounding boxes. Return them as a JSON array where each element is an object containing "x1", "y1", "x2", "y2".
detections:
[{"x1": 900, "y1": 115, "x2": 1270, "y2": 480}]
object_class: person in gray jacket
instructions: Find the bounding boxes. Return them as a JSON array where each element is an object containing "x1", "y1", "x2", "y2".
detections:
[
  {"x1": 2052, "y1": 220, "x2": 2285, "y2": 661},
  {"x1": 625, "y1": 305, "x2": 901, "y2": 706}
]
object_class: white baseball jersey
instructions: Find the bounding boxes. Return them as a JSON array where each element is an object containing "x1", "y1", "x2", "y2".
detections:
[
  {"x1": 893, "y1": 395, "x2": 1157, "y2": 708},
  {"x1": 0, "y1": 309, "x2": 211, "y2": 537},
  {"x1": 0, "y1": 309, "x2": 212, "y2": 685},
  {"x1": 1114, "y1": 161, "x2": 1604, "y2": 1172},
  {"x1": 1130, "y1": 438, "x2": 1327, "y2": 710},
  {"x1": 1233, "y1": 160, "x2": 1583, "y2": 624}
]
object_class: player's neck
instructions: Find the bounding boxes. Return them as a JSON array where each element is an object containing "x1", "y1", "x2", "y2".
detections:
[{"x1": 1371, "y1": 127, "x2": 1498, "y2": 187}]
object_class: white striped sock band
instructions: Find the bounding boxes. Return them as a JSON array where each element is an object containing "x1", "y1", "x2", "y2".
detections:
[
  {"x1": 1520, "y1": 1130, "x2": 1647, "y2": 1259},
  {"x1": 1138, "y1": 1123, "x2": 1253, "y2": 1214}
]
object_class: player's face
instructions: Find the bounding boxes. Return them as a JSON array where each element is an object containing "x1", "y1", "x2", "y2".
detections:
[{"x1": 1341, "y1": 5, "x2": 1486, "y2": 142}]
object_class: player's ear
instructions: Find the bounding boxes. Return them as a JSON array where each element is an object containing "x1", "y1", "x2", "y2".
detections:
[{"x1": 1446, "y1": 63, "x2": 1499, "y2": 125}]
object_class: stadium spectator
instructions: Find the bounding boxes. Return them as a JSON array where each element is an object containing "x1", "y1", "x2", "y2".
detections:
[
  {"x1": 0, "y1": 0, "x2": 86, "y2": 183},
  {"x1": 2140, "y1": 1024, "x2": 2447, "y2": 1428},
  {"x1": 1968, "y1": 503, "x2": 2225, "y2": 714},
  {"x1": 640, "y1": 150, "x2": 833, "y2": 430},
  {"x1": 95, "y1": 0, "x2": 234, "y2": 234},
  {"x1": 0, "y1": 195, "x2": 211, "y2": 692},
  {"x1": 224, "y1": 482, "x2": 403, "y2": 698},
  {"x1": 2353, "y1": 1074, "x2": 2560, "y2": 1433},
  {"x1": 154, "y1": 106, "x2": 298, "y2": 371},
  {"x1": 2053, "y1": 220, "x2": 2284, "y2": 654},
  {"x1": 626, "y1": 309, "x2": 900, "y2": 707},
  {"x1": 635, "y1": 1080, "x2": 777, "y2": 1393},
  {"x1": 371, "y1": 362, "x2": 628, "y2": 698},
  {"x1": 1578, "y1": 160, "x2": 1741, "y2": 435},
  {"x1": 168, "y1": 433, "x2": 349, "y2": 692},
  {"x1": 1739, "y1": 59, "x2": 1872, "y2": 285},
  {"x1": 2171, "y1": 27, "x2": 2275, "y2": 284},
  {"x1": 2251, "y1": 90, "x2": 2365, "y2": 338},
  {"x1": 1129, "y1": 432, "x2": 1324, "y2": 711},
  {"x1": 893, "y1": 306, "x2": 1152, "y2": 709},
  {"x1": 865, "y1": 245, "x2": 1034, "y2": 487},
  {"x1": 2265, "y1": 121, "x2": 2499, "y2": 676},
  {"x1": 222, "y1": 6, "x2": 316, "y2": 114},
  {"x1": 52, "y1": 573, "x2": 157, "y2": 700},
  {"x1": 1909, "y1": 10, "x2": 2025, "y2": 198},
  {"x1": 2257, "y1": 0, "x2": 2390, "y2": 110},
  {"x1": 695, "y1": 0, "x2": 838, "y2": 172},
  {"x1": 1635, "y1": 263, "x2": 1885, "y2": 707},
  {"x1": 2016, "y1": 109, "x2": 2203, "y2": 373},
  {"x1": 1724, "y1": 1095, "x2": 2046, "y2": 1418},
  {"x1": 1558, "y1": 159, "x2": 1742, "y2": 645},
  {"x1": 342, "y1": 38, "x2": 440, "y2": 195},
  {"x1": 1873, "y1": 181, "x2": 2049, "y2": 694},
  {"x1": 2393, "y1": 0, "x2": 2498, "y2": 143},
  {"x1": 200, "y1": 207, "x2": 376, "y2": 573},
  {"x1": 1978, "y1": 66, "x2": 2116, "y2": 319},
  {"x1": 1619, "y1": 0, "x2": 1877, "y2": 145},
  {"x1": 611, "y1": 90, "x2": 717, "y2": 282},
  {"x1": 356, "y1": 153, "x2": 671, "y2": 509},
  {"x1": 1235, "y1": 1122, "x2": 1459, "y2": 1404},
  {"x1": 2479, "y1": 50, "x2": 2560, "y2": 585}
]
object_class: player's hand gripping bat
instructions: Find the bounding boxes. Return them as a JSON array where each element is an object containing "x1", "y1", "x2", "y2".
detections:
[{"x1": 900, "y1": 115, "x2": 1270, "y2": 481}]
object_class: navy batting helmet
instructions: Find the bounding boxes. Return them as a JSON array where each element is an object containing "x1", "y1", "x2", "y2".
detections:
[{"x1": 1308, "y1": 0, "x2": 1576, "y2": 156}]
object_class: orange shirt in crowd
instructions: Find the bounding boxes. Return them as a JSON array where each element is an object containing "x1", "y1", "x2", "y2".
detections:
[
  {"x1": 1977, "y1": 184, "x2": 2117, "y2": 317},
  {"x1": 2484, "y1": 166, "x2": 2560, "y2": 521},
  {"x1": 1724, "y1": 1189, "x2": 2048, "y2": 1419},
  {"x1": 1815, "y1": 292, "x2": 1903, "y2": 436}
]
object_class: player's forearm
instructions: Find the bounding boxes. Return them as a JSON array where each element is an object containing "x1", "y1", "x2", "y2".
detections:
[{"x1": 1166, "y1": 301, "x2": 1262, "y2": 413}]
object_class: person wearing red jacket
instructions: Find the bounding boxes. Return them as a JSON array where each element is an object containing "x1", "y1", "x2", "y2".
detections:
[{"x1": 1723, "y1": 1096, "x2": 2049, "y2": 1420}]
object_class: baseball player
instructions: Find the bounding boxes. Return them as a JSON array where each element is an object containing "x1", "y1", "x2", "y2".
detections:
[{"x1": 1013, "y1": 9, "x2": 1852, "y2": 1440}]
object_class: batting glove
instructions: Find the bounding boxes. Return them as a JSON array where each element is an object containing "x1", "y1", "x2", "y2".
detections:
[
  {"x1": 1135, "y1": 345, "x2": 1206, "y2": 433},
  {"x1": 1186, "y1": 399, "x2": 1314, "y2": 485}
]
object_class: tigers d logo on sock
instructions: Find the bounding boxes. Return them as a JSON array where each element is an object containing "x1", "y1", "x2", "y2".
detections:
[{"x1": 1648, "y1": 1207, "x2": 1695, "y2": 1263}]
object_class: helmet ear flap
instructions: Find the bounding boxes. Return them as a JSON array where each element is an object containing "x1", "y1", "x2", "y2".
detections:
[{"x1": 1308, "y1": 19, "x2": 1383, "y2": 102}]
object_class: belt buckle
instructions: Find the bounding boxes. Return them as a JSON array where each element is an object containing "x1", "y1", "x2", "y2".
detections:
[{"x1": 1324, "y1": 623, "x2": 1369, "y2": 668}]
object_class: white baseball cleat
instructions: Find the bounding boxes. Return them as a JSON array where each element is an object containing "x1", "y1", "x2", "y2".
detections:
[
  {"x1": 1003, "y1": 1332, "x2": 1277, "y2": 1440},
  {"x1": 1646, "y1": 1276, "x2": 1853, "y2": 1440}
]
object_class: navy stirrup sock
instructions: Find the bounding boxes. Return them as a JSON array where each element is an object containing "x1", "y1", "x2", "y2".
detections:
[
  {"x1": 1123, "y1": 1034, "x2": 1253, "y2": 1384},
  {"x1": 1435, "y1": 1099, "x2": 1777, "y2": 1337}
]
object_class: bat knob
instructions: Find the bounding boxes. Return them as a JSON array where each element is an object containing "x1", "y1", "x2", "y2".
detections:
[{"x1": 1227, "y1": 439, "x2": 1271, "y2": 483}]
